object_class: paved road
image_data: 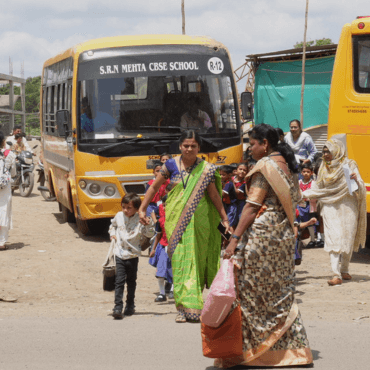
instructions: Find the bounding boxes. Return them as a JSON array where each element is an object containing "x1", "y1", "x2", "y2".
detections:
[{"x1": 1, "y1": 317, "x2": 370, "y2": 370}]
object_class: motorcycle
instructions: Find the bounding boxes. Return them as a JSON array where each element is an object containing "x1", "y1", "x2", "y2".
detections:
[
  {"x1": 6, "y1": 142, "x2": 38, "y2": 197},
  {"x1": 36, "y1": 159, "x2": 56, "y2": 201}
]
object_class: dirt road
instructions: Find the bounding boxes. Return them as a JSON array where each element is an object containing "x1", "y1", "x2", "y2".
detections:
[
  {"x1": 1, "y1": 142, "x2": 370, "y2": 369},
  {"x1": 1, "y1": 141, "x2": 369, "y2": 321}
]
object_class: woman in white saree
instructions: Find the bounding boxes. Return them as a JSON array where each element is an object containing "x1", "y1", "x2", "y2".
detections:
[
  {"x1": 302, "y1": 139, "x2": 366, "y2": 286},
  {"x1": 284, "y1": 119, "x2": 317, "y2": 165},
  {"x1": 0, "y1": 131, "x2": 16, "y2": 250}
]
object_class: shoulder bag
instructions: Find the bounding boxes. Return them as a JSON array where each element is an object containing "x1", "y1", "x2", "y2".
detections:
[
  {"x1": 102, "y1": 240, "x2": 116, "y2": 291},
  {"x1": 201, "y1": 265, "x2": 243, "y2": 359}
]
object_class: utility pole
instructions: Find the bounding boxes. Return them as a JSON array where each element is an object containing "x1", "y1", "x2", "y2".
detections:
[
  {"x1": 300, "y1": 0, "x2": 309, "y2": 126},
  {"x1": 9, "y1": 57, "x2": 13, "y2": 76},
  {"x1": 182, "y1": 0, "x2": 185, "y2": 35}
]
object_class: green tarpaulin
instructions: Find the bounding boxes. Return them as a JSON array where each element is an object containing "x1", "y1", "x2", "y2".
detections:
[{"x1": 254, "y1": 56, "x2": 334, "y2": 132}]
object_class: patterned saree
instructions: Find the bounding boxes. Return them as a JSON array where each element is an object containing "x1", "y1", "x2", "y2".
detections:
[
  {"x1": 215, "y1": 157, "x2": 313, "y2": 368},
  {"x1": 164, "y1": 158, "x2": 222, "y2": 320}
]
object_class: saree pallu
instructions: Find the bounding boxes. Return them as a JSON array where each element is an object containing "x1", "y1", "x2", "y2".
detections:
[
  {"x1": 215, "y1": 157, "x2": 313, "y2": 368},
  {"x1": 165, "y1": 160, "x2": 222, "y2": 319}
]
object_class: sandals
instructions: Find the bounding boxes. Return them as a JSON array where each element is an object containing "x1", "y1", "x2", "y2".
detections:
[
  {"x1": 175, "y1": 312, "x2": 186, "y2": 323},
  {"x1": 0, "y1": 245, "x2": 7, "y2": 251},
  {"x1": 341, "y1": 273, "x2": 352, "y2": 280},
  {"x1": 328, "y1": 277, "x2": 342, "y2": 286}
]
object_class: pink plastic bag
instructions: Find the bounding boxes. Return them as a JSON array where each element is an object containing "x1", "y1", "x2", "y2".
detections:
[{"x1": 201, "y1": 259, "x2": 236, "y2": 328}]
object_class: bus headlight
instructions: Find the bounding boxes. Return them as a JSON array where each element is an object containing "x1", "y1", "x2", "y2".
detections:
[
  {"x1": 79, "y1": 180, "x2": 87, "y2": 189},
  {"x1": 104, "y1": 186, "x2": 116, "y2": 197},
  {"x1": 89, "y1": 183, "x2": 101, "y2": 195},
  {"x1": 78, "y1": 179, "x2": 120, "y2": 199}
]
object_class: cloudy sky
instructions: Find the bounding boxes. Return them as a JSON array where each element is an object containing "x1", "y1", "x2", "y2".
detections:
[{"x1": 0, "y1": 0, "x2": 368, "y2": 90}]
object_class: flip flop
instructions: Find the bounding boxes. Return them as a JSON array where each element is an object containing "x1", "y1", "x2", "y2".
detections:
[
  {"x1": 0, "y1": 293, "x2": 18, "y2": 302},
  {"x1": 175, "y1": 313, "x2": 186, "y2": 323}
]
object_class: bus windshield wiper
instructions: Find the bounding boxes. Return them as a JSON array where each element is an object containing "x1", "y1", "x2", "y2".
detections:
[
  {"x1": 95, "y1": 135, "x2": 180, "y2": 155},
  {"x1": 199, "y1": 135, "x2": 222, "y2": 150},
  {"x1": 140, "y1": 126, "x2": 185, "y2": 132}
]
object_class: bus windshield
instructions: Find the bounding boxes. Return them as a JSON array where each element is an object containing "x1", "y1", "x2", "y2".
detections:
[{"x1": 77, "y1": 49, "x2": 239, "y2": 156}]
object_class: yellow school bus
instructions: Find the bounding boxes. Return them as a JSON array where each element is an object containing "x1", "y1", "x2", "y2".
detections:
[
  {"x1": 328, "y1": 17, "x2": 370, "y2": 230},
  {"x1": 40, "y1": 35, "x2": 243, "y2": 235}
]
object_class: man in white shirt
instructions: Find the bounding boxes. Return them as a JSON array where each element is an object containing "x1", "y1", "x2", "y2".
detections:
[
  {"x1": 6, "y1": 125, "x2": 33, "y2": 153},
  {"x1": 180, "y1": 96, "x2": 212, "y2": 130}
]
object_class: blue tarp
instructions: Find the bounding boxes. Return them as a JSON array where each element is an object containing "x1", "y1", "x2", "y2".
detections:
[{"x1": 254, "y1": 56, "x2": 335, "y2": 132}]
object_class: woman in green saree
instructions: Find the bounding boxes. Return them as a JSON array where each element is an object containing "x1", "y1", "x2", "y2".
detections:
[{"x1": 139, "y1": 130, "x2": 230, "y2": 323}]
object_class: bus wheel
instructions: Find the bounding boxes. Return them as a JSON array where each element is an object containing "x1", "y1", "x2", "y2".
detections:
[
  {"x1": 61, "y1": 204, "x2": 76, "y2": 223},
  {"x1": 76, "y1": 218, "x2": 92, "y2": 236}
]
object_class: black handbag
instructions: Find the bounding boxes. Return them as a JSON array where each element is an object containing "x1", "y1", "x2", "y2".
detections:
[{"x1": 102, "y1": 240, "x2": 116, "y2": 291}]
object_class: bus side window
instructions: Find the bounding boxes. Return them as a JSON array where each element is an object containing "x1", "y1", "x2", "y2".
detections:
[
  {"x1": 62, "y1": 83, "x2": 66, "y2": 110},
  {"x1": 43, "y1": 87, "x2": 48, "y2": 133},
  {"x1": 67, "y1": 82, "x2": 72, "y2": 119},
  {"x1": 46, "y1": 86, "x2": 54, "y2": 134},
  {"x1": 57, "y1": 84, "x2": 62, "y2": 111},
  {"x1": 50, "y1": 85, "x2": 56, "y2": 134}
]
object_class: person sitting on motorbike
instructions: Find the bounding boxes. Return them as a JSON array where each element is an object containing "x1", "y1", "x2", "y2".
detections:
[
  {"x1": 11, "y1": 133, "x2": 25, "y2": 155},
  {"x1": 6, "y1": 125, "x2": 34, "y2": 155}
]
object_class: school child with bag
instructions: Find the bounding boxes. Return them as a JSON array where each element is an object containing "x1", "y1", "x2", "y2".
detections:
[{"x1": 109, "y1": 193, "x2": 155, "y2": 319}]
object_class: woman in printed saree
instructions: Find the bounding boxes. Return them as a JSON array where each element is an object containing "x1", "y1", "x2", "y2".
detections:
[
  {"x1": 139, "y1": 130, "x2": 230, "y2": 323},
  {"x1": 302, "y1": 139, "x2": 366, "y2": 286},
  {"x1": 218, "y1": 124, "x2": 313, "y2": 368}
]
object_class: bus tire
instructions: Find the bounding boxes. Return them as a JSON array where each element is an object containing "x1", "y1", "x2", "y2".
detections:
[
  {"x1": 76, "y1": 218, "x2": 92, "y2": 236},
  {"x1": 61, "y1": 204, "x2": 75, "y2": 223}
]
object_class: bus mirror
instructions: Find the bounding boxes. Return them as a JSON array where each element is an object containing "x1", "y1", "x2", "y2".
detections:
[
  {"x1": 241, "y1": 92, "x2": 254, "y2": 121},
  {"x1": 56, "y1": 110, "x2": 70, "y2": 137}
]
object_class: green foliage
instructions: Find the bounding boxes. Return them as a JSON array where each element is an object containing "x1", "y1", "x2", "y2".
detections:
[
  {"x1": 0, "y1": 76, "x2": 41, "y2": 135},
  {"x1": 294, "y1": 38, "x2": 333, "y2": 49}
]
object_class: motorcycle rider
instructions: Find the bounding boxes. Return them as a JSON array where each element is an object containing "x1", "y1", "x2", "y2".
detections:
[
  {"x1": 6, "y1": 125, "x2": 34, "y2": 155},
  {"x1": 11, "y1": 133, "x2": 25, "y2": 155}
]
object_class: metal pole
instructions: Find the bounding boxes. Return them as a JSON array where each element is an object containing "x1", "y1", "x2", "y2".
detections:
[
  {"x1": 182, "y1": 0, "x2": 185, "y2": 35},
  {"x1": 300, "y1": 0, "x2": 309, "y2": 126},
  {"x1": 9, "y1": 80, "x2": 14, "y2": 133}
]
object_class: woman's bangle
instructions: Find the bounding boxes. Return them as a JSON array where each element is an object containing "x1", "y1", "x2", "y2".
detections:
[
  {"x1": 231, "y1": 234, "x2": 240, "y2": 240},
  {"x1": 222, "y1": 219, "x2": 229, "y2": 223}
]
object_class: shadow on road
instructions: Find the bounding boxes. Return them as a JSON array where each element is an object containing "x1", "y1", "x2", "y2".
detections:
[
  {"x1": 5, "y1": 242, "x2": 26, "y2": 250},
  {"x1": 52, "y1": 212, "x2": 64, "y2": 225},
  {"x1": 51, "y1": 212, "x2": 111, "y2": 243},
  {"x1": 108, "y1": 311, "x2": 174, "y2": 317},
  {"x1": 296, "y1": 274, "x2": 370, "y2": 284}
]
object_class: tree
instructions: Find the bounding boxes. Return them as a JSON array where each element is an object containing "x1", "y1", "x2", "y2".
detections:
[
  {"x1": 294, "y1": 38, "x2": 333, "y2": 49},
  {"x1": 0, "y1": 76, "x2": 41, "y2": 135}
]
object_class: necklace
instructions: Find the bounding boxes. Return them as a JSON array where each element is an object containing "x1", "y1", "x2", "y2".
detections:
[
  {"x1": 268, "y1": 151, "x2": 281, "y2": 157},
  {"x1": 179, "y1": 156, "x2": 197, "y2": 189}
]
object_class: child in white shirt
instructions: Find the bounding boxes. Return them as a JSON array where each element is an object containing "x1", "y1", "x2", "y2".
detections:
[{"x1": 109, "y1": 193, "x2": 155, "y2": 319}]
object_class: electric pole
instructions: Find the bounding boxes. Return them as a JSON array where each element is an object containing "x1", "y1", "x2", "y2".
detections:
[
  {"x1": 182, "y1": 0, "x2": 185, "y2": 35},
  {"x1": 300, "y1": 0, "x2": 309, "y2": 126}
]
